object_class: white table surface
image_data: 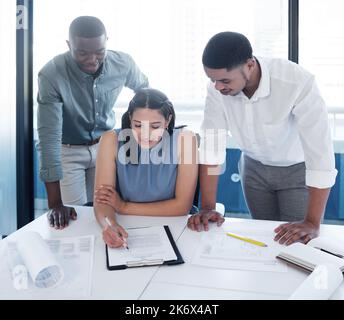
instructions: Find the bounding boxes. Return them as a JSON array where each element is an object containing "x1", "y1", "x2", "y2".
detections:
[
  {"x1": 0, "y1": 206, "x2": 187, "y2": 300},
  {"x1": 1, "y1": 206, "x2": 344, "y2": 300},
  {"x1": 142, "y1": 218, "x2": 344, "y2": 300}
]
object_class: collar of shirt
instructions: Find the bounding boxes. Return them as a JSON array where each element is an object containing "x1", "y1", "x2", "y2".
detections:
[{"x1": 234, "y1": 57, "x2": 271, "y2": 102}]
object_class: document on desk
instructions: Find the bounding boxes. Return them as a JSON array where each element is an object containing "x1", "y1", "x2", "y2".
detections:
[
  {"x1": 0, "y1": 234, "x2": 95, "y2": 299},
  {"x1": 106, "y1": 225, "x2": 183, "y2": 270},
  {"x1": 43, "y1": 235, "x2": 95, "y2": 298},
  {"x1": 192, "y1": 227, "x2": 287, "y2": 273}
]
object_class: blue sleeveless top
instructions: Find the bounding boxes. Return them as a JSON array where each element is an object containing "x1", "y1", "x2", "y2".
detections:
[{"x1": 115, "y1": 129, "x2": 181, "y2": 202}]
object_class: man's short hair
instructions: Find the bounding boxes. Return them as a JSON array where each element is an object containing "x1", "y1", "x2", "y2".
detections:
[
  {"x1": 202, "y1": 32, "x2": 253, "y2": 70},
  {"x1": 69, "y1": 16, "x2": 107, "y2": 40}
]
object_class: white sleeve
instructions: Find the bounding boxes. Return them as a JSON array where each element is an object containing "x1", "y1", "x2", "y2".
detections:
[
  {"x1": 292, "y1": 76, "x2": 337, "y2": 188},
  {"x1": 199, "y1": 82, "x2": 228, "y2": 165}
]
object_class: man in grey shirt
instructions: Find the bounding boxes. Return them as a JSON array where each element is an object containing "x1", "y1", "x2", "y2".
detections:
[{"x1": 37, "y1": 16, "x2": 149, "y2": 229}]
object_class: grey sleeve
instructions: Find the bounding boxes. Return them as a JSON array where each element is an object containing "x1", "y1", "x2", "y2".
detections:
[
  {"x1": 36, "y1": 73, "x2": 64, "y2": 182},
  {"x1": 124, "y1": 54, "x2": 149, "y2": 91}
]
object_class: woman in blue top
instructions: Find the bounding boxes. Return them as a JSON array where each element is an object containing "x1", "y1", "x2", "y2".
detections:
[{"x1": 93, "y1": 88, "x2": 198, "y2": 248}]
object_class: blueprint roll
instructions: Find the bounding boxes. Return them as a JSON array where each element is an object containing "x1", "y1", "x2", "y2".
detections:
[
  {"x1": 289, "y1": 263, "x2": 343, "y2": 300},
  {"x1": 16, "y1": 231, "x2": 64, "y2": 288}
]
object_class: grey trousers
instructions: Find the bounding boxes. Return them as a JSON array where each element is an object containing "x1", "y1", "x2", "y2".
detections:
[
  {"x1": 239, "y1": 154, "x2": 309, "y2": 222},
  {"x1": 60, "y1": 143, "x2": 99, "y2": 206}
]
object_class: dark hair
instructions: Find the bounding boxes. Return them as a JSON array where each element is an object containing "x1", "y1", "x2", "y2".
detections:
[
  {"x1": 202, "y1": 31, "x2": 253, "y2": 70},
  {"x1": 69, "y1": 16, "x2": 107, "y2": 40},
  {"x1": 122, "y1": 88, "x2": 176, "y2": 135}
]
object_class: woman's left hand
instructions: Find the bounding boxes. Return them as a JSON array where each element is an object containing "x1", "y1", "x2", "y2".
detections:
[{"x1": 94, "y1": 185, "x2": 126, "y2": 213}]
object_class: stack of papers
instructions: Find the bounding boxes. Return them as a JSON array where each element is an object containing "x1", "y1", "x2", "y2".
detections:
[{"x1": 277, "y1": 236, "x2": 344, "y2": 273}]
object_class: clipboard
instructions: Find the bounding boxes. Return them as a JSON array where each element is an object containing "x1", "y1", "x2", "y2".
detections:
[{"x1": 106, "y1": 225, "x2": 184, "y2": 270}]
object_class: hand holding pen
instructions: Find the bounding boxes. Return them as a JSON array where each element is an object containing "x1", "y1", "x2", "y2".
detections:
[{"x1": 103, "y1": 216, "x2": 129, "y2": 249}]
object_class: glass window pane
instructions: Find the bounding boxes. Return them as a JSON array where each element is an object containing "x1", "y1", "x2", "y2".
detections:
[
  {"x1": 34, "y1": 0, "x2": 288, "y2": 122},
  {"x1": 33, "y1": 0, "x2": 288, "y2": 212},
  {"x1": 299, "y1": 0, "x2": 344, "y2": 110},
  {"x1": 0, "y1": 1, "x2": 17, "y2": 236}
]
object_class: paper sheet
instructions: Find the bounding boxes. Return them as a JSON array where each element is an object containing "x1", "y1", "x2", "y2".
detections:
[
  {"x1": 0, "y1": 234, "x2": 95, "y2": 299},
  {"x1": 107, "y1": 226, "x2": 177, "y2": 267},
  {"x1": 277, "y1": 242, "x2": 344, "y2": 272},
  {"x1": 308, "y1": 236, "x2": 344, "y2": 258},
  {"x1": 192, "y1": 227, "x2": 287, "y2": 272},
  {"x1": 289, "y1": 263, "x2": 344, "y2": 300}
]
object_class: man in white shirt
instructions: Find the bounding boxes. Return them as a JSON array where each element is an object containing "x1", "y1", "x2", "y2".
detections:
[{"x1": 187, "y1": 32, "x2": 337, "y2": 245}]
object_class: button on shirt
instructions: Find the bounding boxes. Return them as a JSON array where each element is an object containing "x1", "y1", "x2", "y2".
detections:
[
  {"x1": 200, "y1": 57, "x2": 337, "y2": 188},
  {"x1": 37, "y1": 50, "x2": 149, "y2": 182}
]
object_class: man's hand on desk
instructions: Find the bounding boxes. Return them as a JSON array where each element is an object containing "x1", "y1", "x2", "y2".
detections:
[
  {"x1": 47, "y1": 205, "x2": 77, "y2": 229},
  {"x1": 274, "y1": 220, "x2": 320, "y2": 245},
  {"x1": 187, "y1": 209, "x2": 225, "y2": 232}
]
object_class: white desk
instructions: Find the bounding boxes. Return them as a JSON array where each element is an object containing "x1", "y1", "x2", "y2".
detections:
[
  {"x1": 1, "y1": 206, "x2": 344, "y2": 300},
  {"x1": 142, "y1": 219, "x2": 344, "y2": 300},
  {"x1": 0, "y1": 206, "x2": 187, "y2": 300}
]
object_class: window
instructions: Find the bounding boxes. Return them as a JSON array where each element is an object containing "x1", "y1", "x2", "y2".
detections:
[
  {"x1": 299, "y1": 0, "x2": 344, "y2": 109},
  {"x1": 0, "y1": 1, "x2": 17, "y2": 236},
  {"x1": 33, "y1": 0, "x2": 288, "y2": 211},
  {"x1": 299, "y1": 0, "x2": 344, "y2": 139},
  {"x1": 34, "y1": 0, "x2": 288, "y2": 131}
]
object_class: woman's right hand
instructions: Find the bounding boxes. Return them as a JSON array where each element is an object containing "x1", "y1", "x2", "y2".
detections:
[{"x1": 102, "y1": 221, "x2": 128, "y2": 248}]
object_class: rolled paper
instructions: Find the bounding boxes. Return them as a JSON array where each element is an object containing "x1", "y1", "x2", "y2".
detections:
[{"x1": 16, "y1": 231, "x2": 64, "y2": 288}]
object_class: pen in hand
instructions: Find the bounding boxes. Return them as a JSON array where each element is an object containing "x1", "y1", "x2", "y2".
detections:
[{"x1": 104, "y1": 216, "x2": 129, "y2": 250}]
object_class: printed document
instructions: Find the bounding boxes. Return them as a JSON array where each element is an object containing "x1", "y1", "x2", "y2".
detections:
[
  {"x1": 192, "y1": 227, "x2": 287, "y2": 272},
  {"x1": 107, "y1": 226, "x2": 177, "y2": 267}
]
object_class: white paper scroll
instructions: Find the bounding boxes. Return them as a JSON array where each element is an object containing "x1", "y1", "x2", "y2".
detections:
[
  {"x1": 14, "y1": 231, "x2": 64, "y2": 288},
  {"x1": 289, "y1": 263, "x2": 343, "y2": 300}
]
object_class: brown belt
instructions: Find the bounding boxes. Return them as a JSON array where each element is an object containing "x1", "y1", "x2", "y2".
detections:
[{"x1": 63, "y1": 137, "x2": 100, "y2": 146}]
